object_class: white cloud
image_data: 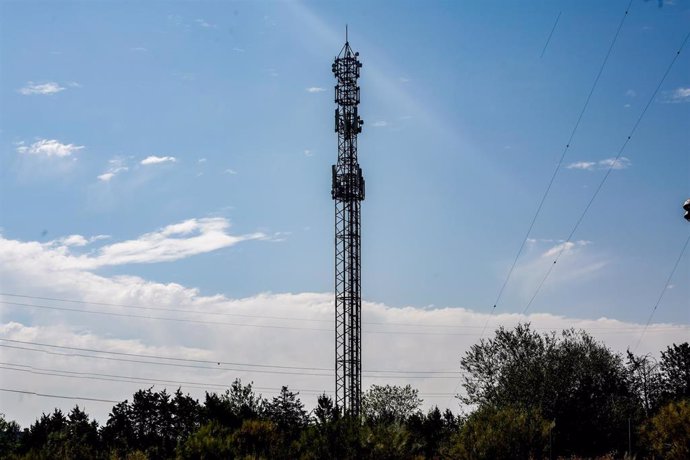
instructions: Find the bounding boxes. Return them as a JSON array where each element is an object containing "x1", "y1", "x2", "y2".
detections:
[
  {"x1": 100, "y1": 218, "x2": 264, "y2": 267},
  {"x1": 599, "y1": 157, "x2": 631, "y2": 170},
  {"x1": 625, "y1": 89, "x2": 636, "y2": 98},
  {"x1": 16, "y1": 139, "x2": 84, "y2": 158},
  {"x1": 59, "y1": 235, "x2": 89, "y2": 247},
  {"x1": 232, "y1": 47, "x2": 245, "y2": 53},
  {"x1": 131, "y1": 46, "x2": 147, "y2": 52},
  {"x1": 304, "y1": 149, "x2": 313, "y2": 157},
  {"x1": 195, "y1": 18, "x2": 216, "y2": 28},
  {"x1": 224, "y1": 169, "x2": 237, "y2": 175},
  {"x1": 0, "y1": 218, "x2": 264, "y2": 272},
  {"x1": 567, "y1": 157, "x2": 630, "y2": 171},
  {"x1": 508, "y1": 239, "x2": 606, "y2": 304},
  {"x1": 567, "y1": 161, "x2": 596, "y2": 170},
  {"x1": 306, "y1": 87, "x2": 326, "y2": 93},
  {"x1": 97, "y1": 157, "x2": 129, "y2": 181},
  {"x1": 0, "y1": 283, "x2": 686, "y2": 427},
  {"x1": 18, "y1": 82, "x2": 65, "y2": 95},
  {"x1": 541, "y1": 240, "x2": 589, "y2": 259},
  {"x1": 198, "y1": 158, "x2": 207, "y2": 163},
  {"x1": 372, "y1": 121, "x2": 389, "y2": 128},
  {"x1": 140, "y1": 156, "x2": 177, "y2": 165},
  {"x1": 668, "y1": 87, "x2": 690, "y2": 103}
]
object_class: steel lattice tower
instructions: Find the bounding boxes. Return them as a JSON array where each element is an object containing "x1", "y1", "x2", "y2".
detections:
[{"x1": 331, "y1": 34, "x2": 365, "y2": 416}]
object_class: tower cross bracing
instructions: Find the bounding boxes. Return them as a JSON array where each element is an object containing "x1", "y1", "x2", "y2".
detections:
[{"x1": 331, "y1": 37, "x2": 365, "y2": 416}]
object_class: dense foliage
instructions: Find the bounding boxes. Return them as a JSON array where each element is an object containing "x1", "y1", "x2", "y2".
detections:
[{"x1": 1, "y1": 325, "x2": 688, "y2": 459}]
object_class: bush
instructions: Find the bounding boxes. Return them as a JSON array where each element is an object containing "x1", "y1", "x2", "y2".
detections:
[{"x1": 640, "y1": 399, "x2": 690, "y2": 460}]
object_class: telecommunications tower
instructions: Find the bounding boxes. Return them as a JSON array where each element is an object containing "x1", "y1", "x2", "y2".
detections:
[{"x1": 331, "y1": 31, "x2": 365, "y2": 416}]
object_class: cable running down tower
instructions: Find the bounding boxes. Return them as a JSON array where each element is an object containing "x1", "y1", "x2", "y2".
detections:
[{"x1": 331, "y1": 34, "x2": 365, "y2": 416}]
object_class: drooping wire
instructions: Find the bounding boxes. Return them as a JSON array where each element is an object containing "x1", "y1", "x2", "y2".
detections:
[
  {"x1": 521, "y1": 29, "x2": 690, "y2": 315},
  {"x1": 3, "y1": 292, "x2": 675, "y2": 332},
  {"x1": 0, "y1": 388, "x2": 119, "y2": 404},
  {"x1": 0, "y1": 362, "x2": 461, "y2": 398},
  {"x1": 0, "y1": 338, "x2": 463, "y2": 377},
  {"x1": 0, "y1": 300, "x2": 508, "y2": 337},
  {"x1": 486, "y1": 0, "x2": 634, "y2": 328},
  {"x1": 540, "y1": 11, "x2": 562, "y2": 58},
  {"x1": 632, "y1": 233, "x2": 690, "y2": 353}
]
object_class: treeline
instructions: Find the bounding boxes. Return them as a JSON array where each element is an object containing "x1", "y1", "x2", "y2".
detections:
[{"x1": 0, "y1": 324, "x2": 688, "y2": 459}]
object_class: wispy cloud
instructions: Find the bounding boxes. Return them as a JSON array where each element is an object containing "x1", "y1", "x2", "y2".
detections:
[
  {"x1": 195, "y1": 18, "x2": 216, "y2": 28},
  {"x1": 97, "y1": 158, "x2": 129, "y2": 182},
  {"x1": 58, "y1": 234, "x2": 110, "y2": 247},
  {"x1": 131, "y1": 46, "x2": 147, "y2": 52},
  {"x1": 232, "y1": 47, "x2": 246, "y2": 53},
  {"x1": 567, "y1": 161, "x2": 597, "y2": 171},
  {"x1": 306, "y1": 87, "x2": 326, "y2": 93},
  {"x1": 0, "y1": 218, "x2": 265, "y2": 271},
  {"x1": 91, "y1": 218, "x2": 263, "y2": 266},
  {"x1": 304, "y1": 149, "x2": 313, "y2": 157},
  {"x1": 567, "y1": 157, "x2": 630, "y2": 171},
  {"x1": 541, "y1": 240, "x2": 590, "y2": 259},
  {"x1": 224, "y1": 168, "x2": 237, "y2": 175},
  {"x1": 599, "y1": 157, "x2": 631, "y2": 170},
  {"x1": 664, "y1": 87, "x2": 690, "y2": 103},
  {"x1": 372, "y1": 121, "x2": 389, "y2": 128},
  {"x1": 18, "y1": 82, "x2": 65, "y2": 95},
  {"x1": 16, "y1": 139, "x2": 84, "y2": 158},
  {"x1": 141, "y1": 156, "x2": 176, "y2": 165},
  {"x1": 625, "y1": 89, "x2": 636, "y2": 98}
]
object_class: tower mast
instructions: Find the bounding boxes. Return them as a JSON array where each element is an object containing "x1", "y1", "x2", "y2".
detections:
[{"x1": 331, "y1": 32, "x2": 365, "y2": 416}]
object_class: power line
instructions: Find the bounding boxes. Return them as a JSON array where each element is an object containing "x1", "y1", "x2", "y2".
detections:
[
  {"x1": 1, "y1": 300, "x2": 329, "y2": 333},
  {"x1": 0, "y1": 363, "x2": 460, "y2": 398},
  {"x1": 0, "y1": 337, "x2": 328, "y2": 371},
  {"x1": 487, "y1": 0, "x2": 633, "y2": 325},
  {"x1": 521, "y1": 29, "x2": 690, "y2": 315},
  {"x1": 540, "y1": 11, "x2": 561, "y2": 58},
  {"x1": 633, "y1": 233, "x2": 690, "y2": 353},
  {"x1": 0, "y1": 338, "x2": 463, "y2": 378},
  {"x1": 0, "y1": 292, "x2": 332, "y2": 324},
  {"x1": 0, "y1": 300, "x2": 508, "y2": 337},
  {"x1": 0, "y1": 388, "x2": 119, "y2": 404},
  {"x1": 2, "y1": 295, "x2": 679, "y2": 333}
]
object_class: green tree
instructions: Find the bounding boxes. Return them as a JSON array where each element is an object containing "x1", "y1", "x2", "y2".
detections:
[
  {"x1": 640, "y1": 399, "x2": 690, "y2": 460},
  {"x1": 101, "y1": 399, "x2": 135, "y2": 457},
  {"x1": 0, "y1": 413, "x2": 21, "y2": 458},
  {"x1": 263, "y1": 386, "x2": 308, "y2": 456},
  {"x1": 202, "y1": 379, "x2": 264, "y2": 429},
  {"x1": 170, "y1": 389, "x2": 202, "y2": 445},
  {"x1": 659, "y1": 342, "x2": 690, "y2": 402},
  {"x1": 264, "y1": 386, "x2": 307, "y2": 432},
  {"x1": 61, "y1": 406, "x2": 101, "y2": 459},
  {"x1": 176, "y1": 421, "x2": 233, "y2": 460},
  {"x1": 302, "y1": 394, "x2": 364, "y2": 460},
  {"x1": 460, "y1": 324, "x2": 635, "y2": 457},
  {"x1": 626, "y1": 350, "x2": 663, "y2": 417},
  {"x1": 231, "y1": 419, "x2": 279, "y2": 459},
  {"x1": 447, "y1": 405, "x2": 553, "y2": 460},
  {"x1": 19, "y1": 409, "x2": 67, "y2": 457},
  {"x1": 406, "y1": 406, "x2": 458, "y2": 458},
  {"x1": 362, "y1": 384, "x2": 422, "y2": 425}
]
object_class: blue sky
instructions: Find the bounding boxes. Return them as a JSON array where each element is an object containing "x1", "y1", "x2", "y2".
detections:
[{"x1": 0, "y1": 0, "x2": 688, "y2": 423}]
